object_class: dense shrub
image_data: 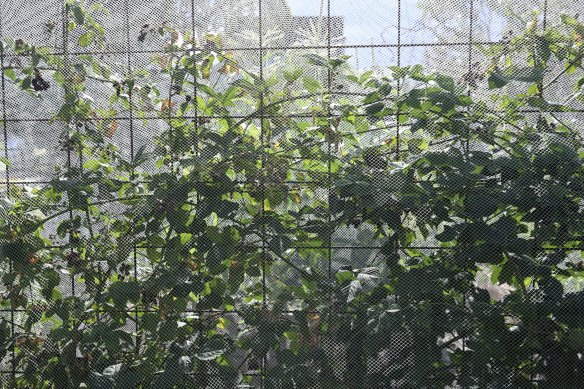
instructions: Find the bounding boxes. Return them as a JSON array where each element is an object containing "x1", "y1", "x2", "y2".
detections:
[{"x1": 1, "y1": 1, "x2": 584, "y2": 387}]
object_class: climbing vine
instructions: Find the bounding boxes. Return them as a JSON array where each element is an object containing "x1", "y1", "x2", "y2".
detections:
[{"x1": 0, "y1": 1, "x2": 584, "y2": 388}]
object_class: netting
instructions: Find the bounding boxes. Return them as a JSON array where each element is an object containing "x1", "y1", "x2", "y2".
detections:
[{"x1": 1, "y1": 0, "x2": 584, "y2": 388}]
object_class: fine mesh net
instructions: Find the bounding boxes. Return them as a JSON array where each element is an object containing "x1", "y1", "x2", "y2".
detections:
[{"x1": 0, "y1": 0, "x2": 584, "y2": 388}]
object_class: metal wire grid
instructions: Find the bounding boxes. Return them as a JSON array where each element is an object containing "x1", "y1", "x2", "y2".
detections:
[{"x1": 0, "y1": 0, "x2": 582, "y2": 387}]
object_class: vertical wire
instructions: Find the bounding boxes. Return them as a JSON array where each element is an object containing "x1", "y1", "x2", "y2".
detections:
[
  {"x1": 466, "y1": 0, "x2": 474, "y2": 152},
  {"x1": 0, "y1": 18, "x2": 11, "y2": 382},
  {"x1": 391, "y1": 0, "x2": 403, "y2": 317},
  {"x1": 0, "y1": 8, "x2": 14, "y2": 366},
  {"x1": 124, "y1": 0, "x2": 135, "y2": 173},
  {"x1": 396, "y1": 0, "x2": 401, "y2": 160},
  {"x1": 326, "y1": 0, "x2": 332, "y2": 288},
  {"x1": 0, "y1": 12, "x2": 13, "y2": 383},
  {"x1": 542, "y1": 0, "x2": 548, "y2": 31},
  {"x1": 190, "y1": 1, "x2": 199, "y2": 213},
  {"x1": 462, "y1": 0, "x2": 476, "y2": 354},
  {"x1": 467, "y1": 0, "x2": 474, "y2": 97},
  {"x1": 190, "y1": 1, "x2": 207, "y2": 382},
  {"x1": 259, "y1": 0, "x2": 267, "y2": 387},
  {"x1": 540, "y1": 0, "x2": 548, "y2": 99},
  {"x1": 60, "y1": 4, "x2": 80, "y2": 384},
  {"x1": 0, "y1": 15, "x2": 9, "y2": 190},
  {"x1": 190, "y1": 0, "x2": 199, "y2": 272},
  {"x1": 123, "y1": 0, "x2": 139, "y2": 352},
  {"x1": 259, "y1": 0, "x2": 266, "y2": 307},
  {"x1": 62, "y1": 0, "x2": 76, "y2": 325}
]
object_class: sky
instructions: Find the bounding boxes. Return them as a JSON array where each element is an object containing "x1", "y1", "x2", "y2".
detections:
[
  {"x1": 283, "y1": 0, "x2": 529, "y2": 71},
  {"x1": 286, "y1": 0, "x2": 424, "y2": 69},
  {"x1": 288, "y1": 0, "x2": 402, "y2": 45}
]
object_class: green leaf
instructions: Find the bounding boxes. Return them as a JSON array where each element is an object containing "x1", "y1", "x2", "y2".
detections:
[
  {"x1": 0, "y1": 320, "x2": 10, "y2": 360},
  {"x1": 303, "y1": 54, "x2": 328, "y2": 67},
  {"x1": 71, "y1": 4, "x2": 85, "y2": 25},
  {"x1": 527, "y1": 96, "x2": 571, "y2": 112},
  {"x1": 284, "y1": 68, "x2": 303, "y2": 83},
  {"x1": 230, "y1": 79, "x2": 260, "y2": 96},
  {"x1": 0, "y1": 241, "x2": 28, "y2": 264},
  {"x1": 0, "y1": 157, "x2": 11, "y2": 167},
  {"x1": 457, "y1": 95, "x2": 473, "y2": 106},
  {"x1": 561, "y1": 13, "x2": 584, "y2": 36},
  {"x1": 435, "y1": 74, "x2": 455, "y2": 91},
  {"x1": 436, "y1": 225, "x2": 458, "y2": 242},
  {"x1": 52, "y1": 71, "x2": 66, "y2": 86},
  {"x1": 78, "y1": 31, "x2": 94, "y2": 47},
  {"x1": 21, "y1": 76, "x2": 32, "y2": 90},
  {"x1": 3, "y1": 68, "x2": 17, "y2": 82},
  {"x1": 82, "y1": 159, "x2": 101, "y2": 170},
  {"x1": 365, "y1": 102, "x2": 384, "y2": 117},
  {"x1": 488, "y1": 71, "x2": 508, "y2": 89},
  {"x1": 69, "y1": 2, "x2": 85, "y2": 25},
  {"x1": 509, "y1": 66, "x2": 545, "y2": 83},
  {"x1": 132, "y1": 144, "x2": 149, "y2": 167},
  {"x1": 108, "y1": 281, "x2": 140, "y2": 308},
  {"x1": 535, "y1": 35, "x2": 551, "y2": 63},
  {"x1": 302, "y1": 77, "x2": 322, "y2": 93},
  {"x1": 336, "y1": 270, "x2": 355, "y2": 283},
  {"x1": 329, "y1": 56, "x2": 348, "y2": 69},
  {"x1": 41, "y1": 269, "x2": 60, "y2": 300}
]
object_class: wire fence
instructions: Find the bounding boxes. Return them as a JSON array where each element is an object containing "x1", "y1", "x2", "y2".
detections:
[{"x1": 1, "y1": 0, "x2": 584, "y2": 387}]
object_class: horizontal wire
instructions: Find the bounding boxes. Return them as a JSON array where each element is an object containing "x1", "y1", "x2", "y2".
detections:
[
  {"x1": 1, "y1": 109, "x2": 583, "y2": 123},
  {"x1": 1, "y1": 40, "x2": 507, "y2": 58}
]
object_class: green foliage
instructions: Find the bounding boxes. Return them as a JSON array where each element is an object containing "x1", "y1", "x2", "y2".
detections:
[{"x1": 0, "y1": 2, "x2": 584, "y2": 388}]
